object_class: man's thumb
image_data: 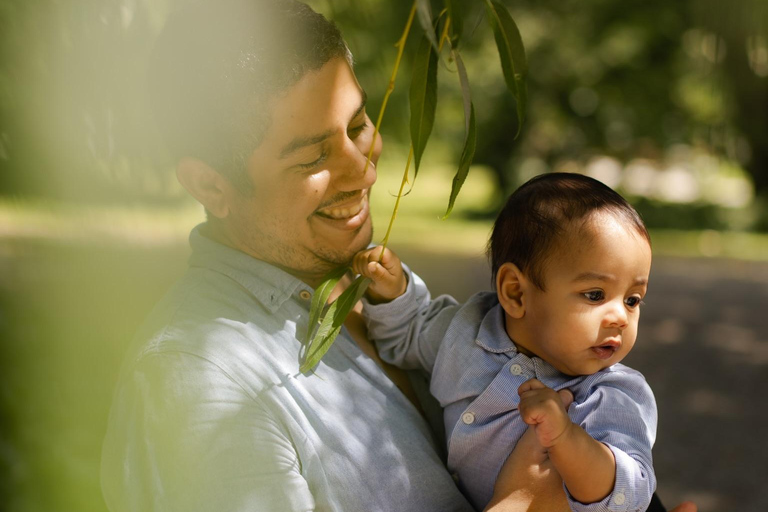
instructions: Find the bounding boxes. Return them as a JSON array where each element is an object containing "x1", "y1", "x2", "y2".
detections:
[{"x1": 557, "y1": 389, "x2": 574, "y2": 410}]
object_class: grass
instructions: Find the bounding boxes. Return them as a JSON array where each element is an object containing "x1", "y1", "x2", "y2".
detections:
[{"x1": 2, "y1": 162, "x2": 767, "y2": 261}]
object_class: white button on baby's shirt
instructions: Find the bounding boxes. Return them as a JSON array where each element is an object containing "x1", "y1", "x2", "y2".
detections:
[
  {"x1": 461, "y1": 412, "x2": 475, "y2": 425},
  {"x1": 613, "y1": 492, "x2": 626, "y2": 505},
  {"x1": 510, "y1": 364, "x2": 523, "y2": 376},
  {"x1": 299, "y1": 290, "x2": 312, "y2": 301}
]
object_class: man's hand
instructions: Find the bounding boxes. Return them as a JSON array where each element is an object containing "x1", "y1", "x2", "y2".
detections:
[
  {"x1": 518, "y1": 378, "x2": 573, "y2": 449},
  {"x1": 352, "y1": 246, "x2": 407, "y2": 304}
]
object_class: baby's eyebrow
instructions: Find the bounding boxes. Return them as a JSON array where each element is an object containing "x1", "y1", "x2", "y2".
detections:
[
  {"x1": 573, "y1": 272, "x2": 648, "y2": 286},
  {"x1": 573, "y1": 272, "x2": 614, "y2": 282}
]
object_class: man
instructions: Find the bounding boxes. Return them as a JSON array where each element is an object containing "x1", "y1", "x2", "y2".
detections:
[{"x1": 101, "y1": 1, "x2": 696, "y2": 511}]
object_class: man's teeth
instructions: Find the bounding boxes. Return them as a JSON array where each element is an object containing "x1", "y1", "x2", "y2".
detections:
[{"x1": 320, "y1": 198, "x2": 365, "y2": 219}]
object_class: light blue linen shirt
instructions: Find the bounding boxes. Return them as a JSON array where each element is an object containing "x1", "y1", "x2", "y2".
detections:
[
  {"x1": 100, "y1": 225, "x2": 473, "y2": 512},
  {"x1": 363, "y1": 276, "x2": 657, "y2": 512}
]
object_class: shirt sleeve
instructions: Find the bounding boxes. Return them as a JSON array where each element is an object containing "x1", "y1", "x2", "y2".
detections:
[
  {"x1": 565, "y1": 371, "x2": 658, "y2": 512},
  {"x1": 101, "y1": 351, "x2": 315, "y2": 512},
  {"x1": 361, "y1": 266, "x2": 460, "y2": 373}
]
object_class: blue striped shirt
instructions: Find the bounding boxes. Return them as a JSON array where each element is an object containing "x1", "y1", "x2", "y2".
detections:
[{"x1": 363, "y1": 271, "x2": 657, "y2": 512}]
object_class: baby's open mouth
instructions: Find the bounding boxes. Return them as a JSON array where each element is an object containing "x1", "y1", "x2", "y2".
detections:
[{"x1": 591, "y1": 340, "x2": 620, "y2": 360}]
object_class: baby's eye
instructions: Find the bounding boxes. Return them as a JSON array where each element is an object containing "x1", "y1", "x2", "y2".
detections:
[
  {"x1": 583, "y1": 290, "x2": 604, "y2": 302},
  {"x1": 625, "y1": 296, "x2": 644, "y2": 308}
]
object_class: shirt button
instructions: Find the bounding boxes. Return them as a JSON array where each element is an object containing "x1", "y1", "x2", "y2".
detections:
[
  {"x1": 613, "y1": 492, "x2": 626, "y2": 505},
  {"x1": 510, "y1": 364, "x2": 523, "y2": 376},
  {"x1": 451, "y1": 472, "x2": 459, "y2": 483},
  {"x1": 461, "y1": 412, "x2": 475, "y2": 425},
  {"x1": 299, "y1": 290, "x2": 312, "y2": 301}
]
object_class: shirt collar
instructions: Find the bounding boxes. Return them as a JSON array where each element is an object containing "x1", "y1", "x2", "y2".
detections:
[
  {"x1": 187, "y1": 223, "x2": 308, "y2": 314},
  {"x1": 474, "y1": 302, "x2": 579, "y2": 389}
]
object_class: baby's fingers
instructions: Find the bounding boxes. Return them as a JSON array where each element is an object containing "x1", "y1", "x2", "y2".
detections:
[
  {"x1": 352, "y1": 248, "x2": 376, "y2": 276},
  {"x1": 365, "y1": 261, "x2": 391, "y2": 282},
  {"x1": 518, "y1": 378, "x2": 546, "y2": 397}
]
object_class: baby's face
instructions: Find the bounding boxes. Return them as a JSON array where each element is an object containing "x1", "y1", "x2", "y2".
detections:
[{"x1": 517, "y1": 212, "x2": 652, "y2": 376}]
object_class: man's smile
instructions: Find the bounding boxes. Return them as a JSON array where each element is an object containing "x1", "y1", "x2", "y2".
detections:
[{"x1": 315, "y1": 192, "x2": 369, "y2": 223}]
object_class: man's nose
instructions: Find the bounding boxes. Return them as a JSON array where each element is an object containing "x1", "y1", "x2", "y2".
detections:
[
  {"x1": 603, "y1": 300, "x2": 629, "y2": 330},
  {"x1": 333, "y1": 136, "x2": 378, "y2": 191}
]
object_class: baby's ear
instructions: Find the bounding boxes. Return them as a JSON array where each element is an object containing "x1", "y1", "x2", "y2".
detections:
[{"x1": 496, "y1": 262, "x2": 526, "y2": 319}]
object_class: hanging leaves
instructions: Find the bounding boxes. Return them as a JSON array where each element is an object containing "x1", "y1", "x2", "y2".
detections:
[
  {"x1": 445, "y1": 0, "x2": 464, "y2": 45},
  {"x1": 409, "y1": 34, "x2": 439, "y2": 179},
  {"x1": 444, "y1": 49, "x2": 477, "y2": 218},
  {"x1": 484, "y1": 0, "x2": 528, "y2": 136},
  {"x1": 300, "y1": 275, "x2": 372, "y2": 373},
  {"x1": 305, "y1": 266, "x2": 348, "y2": 344},
  {"x1": 301, "y1": 0, "x2": 528, "y2": 374},
  {"x1": 415, "y1": 0, "x2": 440, "y2": 51}
]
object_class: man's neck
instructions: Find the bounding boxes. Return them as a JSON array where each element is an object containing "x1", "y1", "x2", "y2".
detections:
[{"x1": 199, "y1": 222, "x2": 336, "y2": 289}]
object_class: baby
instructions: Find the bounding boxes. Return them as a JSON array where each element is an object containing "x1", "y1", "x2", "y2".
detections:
[{"x1": 355, "y1": 173, "x2": 657, "y2": 511}]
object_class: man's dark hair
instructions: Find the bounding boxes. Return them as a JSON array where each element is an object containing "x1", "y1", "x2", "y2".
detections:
[
  {"x1": 488, "y1": 172, "x2": 650, "y2": 289},
  {"x1": 148, "y1": 0, "x2": 351, "y2": 191}
]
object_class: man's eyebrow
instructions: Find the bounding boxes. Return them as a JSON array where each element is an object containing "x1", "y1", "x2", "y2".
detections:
[
  {"x1": 279, "y1": 90, "x2": 368, "y2": 159},
  {"x1": 573, "y1": 272, "x2": 648, "y2": 286}
]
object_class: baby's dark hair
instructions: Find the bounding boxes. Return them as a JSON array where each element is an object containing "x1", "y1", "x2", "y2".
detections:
[{"x1": 488, "y1": 173, "x2": 650, "y2": 289}]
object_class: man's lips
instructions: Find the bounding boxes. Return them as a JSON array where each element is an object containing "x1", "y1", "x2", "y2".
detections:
[
  {"x1": 591, "y1": 339, "x2": 621, "y2": 360},
  {"x1": 313, "y1": 193, "x2": 370, "y2": 231},
  {"x1": 315, "y1": 193, "x2": 368, "y2": 220}
]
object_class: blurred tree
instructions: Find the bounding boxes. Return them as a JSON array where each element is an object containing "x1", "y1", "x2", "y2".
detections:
[
  {"x1": 461, "y1": 0, "x2": 768, "y2": 206},
  {"x1": 0, "y1": 0, "x2": 765, "y2": 211},
  {"x1": 0, "y1": 0, "x2": 176, "y2": 203}
]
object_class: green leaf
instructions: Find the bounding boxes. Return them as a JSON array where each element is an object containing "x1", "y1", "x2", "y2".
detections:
[
  {"x1": 453, "y1": 49, "x2": 472, "y2": 135},
  {"x1": 445, "y1": 0, "x2": 464, "y2": 45},
  {"x1": 300, "y1": 276, "x2": 372, "y2": 373},
  {"x1": 416, "y1": 0, "x2": 439, "y2": 52},
  {"x1": 444, "y1": 102, "x2": 477, "y2": 218},
  {"x1": 305, "y1": 266, "x2": 348, "y2": 344},
  {"x1": 409, "y1": 34, "x2": 438, "y2": 179},
  {"x1": 484, "y1": 0, "x2": 527, "y2": 135}
]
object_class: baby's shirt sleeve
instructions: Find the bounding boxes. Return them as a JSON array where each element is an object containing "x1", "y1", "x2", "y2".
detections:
[
  {"x1": 361, "y1": 265, "x2": 460, "y2": 374},
  {"x1": 565, "y1": 368, "x2": 658, "y2": 512}
]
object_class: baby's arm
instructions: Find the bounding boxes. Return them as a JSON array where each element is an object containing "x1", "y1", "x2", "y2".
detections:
[
  {"x1": 517, "y1": 378, "x2": 615, "y2": 504},
  {"x1": 354, "y1": 245, "x2": 461, "y2": 372}
]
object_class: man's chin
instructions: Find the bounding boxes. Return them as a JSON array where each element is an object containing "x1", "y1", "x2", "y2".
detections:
[{"x1": 317, "y1": 226, "x2": 373, "y2": 268}]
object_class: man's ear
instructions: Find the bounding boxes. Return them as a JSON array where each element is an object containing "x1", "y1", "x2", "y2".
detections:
[
  {"x1": 176, "y1": 158, "x2": 232, "y2": 219},
  {"x1": 496, "y1": 262, "x2": 527, "y2": 319}
]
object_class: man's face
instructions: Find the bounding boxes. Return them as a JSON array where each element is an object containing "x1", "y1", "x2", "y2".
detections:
[
  {"x1": 511, "y1": 212, "x2": 652, "y2": 376},
  {"x1": 222, "y1": 57, "x2": 382, "y2": 283}
]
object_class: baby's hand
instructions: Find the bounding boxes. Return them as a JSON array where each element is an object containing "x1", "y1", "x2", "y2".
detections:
[
  {"x1": 518, "y1": 378, "x2": 574, "y2": 449},
  {"x1": 352, "y1": 246, "x2": 407, "y2": 304}
]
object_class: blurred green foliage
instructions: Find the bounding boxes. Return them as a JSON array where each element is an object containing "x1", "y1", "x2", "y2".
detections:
[{"x1": 1, "y1": 0, "x2": 766, "y2": 220}]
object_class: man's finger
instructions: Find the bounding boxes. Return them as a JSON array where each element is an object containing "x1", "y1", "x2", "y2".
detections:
[{"x1": 557, "y1": 389, "x2": 574, "y2": 410}]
